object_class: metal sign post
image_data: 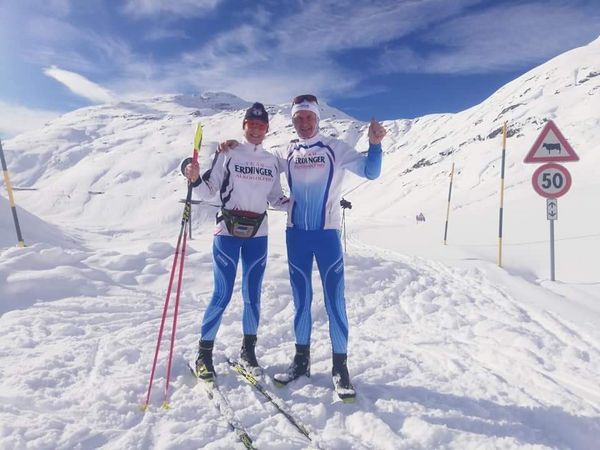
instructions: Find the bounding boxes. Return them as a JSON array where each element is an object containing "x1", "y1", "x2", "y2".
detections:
[
  {"x1": 531, "y1": 164, "x2": 570, "y2": 282},
  {"x1": 547, "y1": 198, "x2": 557, "y2": 281},
  {"x1": 525, "y1": 120, "x2": 578, "y2": 282}
]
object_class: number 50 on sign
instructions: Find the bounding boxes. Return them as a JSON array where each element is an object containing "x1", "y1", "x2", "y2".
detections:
[{"x1": 532, "y1": 163, "x2": 572, "y2": 199}]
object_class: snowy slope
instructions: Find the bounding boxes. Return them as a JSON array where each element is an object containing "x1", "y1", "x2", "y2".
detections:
[
  {"x1": 343, "y1": 35, "x2": 600, "y2": 287},
  {"x1": 1, "y1": 38, "x2": 600, "y2": 449}
]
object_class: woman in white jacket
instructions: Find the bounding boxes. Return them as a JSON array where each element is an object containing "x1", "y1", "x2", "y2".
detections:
[{"x1": 182, "y1": 102, "x2": 288, "y2": 380}]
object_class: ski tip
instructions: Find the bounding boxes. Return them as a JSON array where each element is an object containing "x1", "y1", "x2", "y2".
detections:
[
  {"x1": 161, "y1": 400, "x2": 171, "y2": 411},
  {"x1": 238, "y1": 432, "x2": 256, "y2": 450},
  {"x1": 337, "y1": 392, "x2": 357, "y2": 403},
  {"x1": 139, "y1": 403, "x2": 150, "y2": 413}
]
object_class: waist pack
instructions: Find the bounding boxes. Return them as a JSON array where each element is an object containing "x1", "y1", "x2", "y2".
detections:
[{"x1": 220, "y1": 209, "x2": 266, "y2": 238}]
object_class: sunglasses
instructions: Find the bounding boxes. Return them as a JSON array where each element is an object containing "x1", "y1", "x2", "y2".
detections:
[
  {"x1": 292, "y1": 94, "x2": 318, "y2": 105},
  {"x1": 244, "y1": 119, "x2": 268, "y2": 132}
]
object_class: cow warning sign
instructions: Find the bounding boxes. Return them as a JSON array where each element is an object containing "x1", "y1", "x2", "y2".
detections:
[{"x1": 524, "y1": 120, "x2": 579, "y2": 163}]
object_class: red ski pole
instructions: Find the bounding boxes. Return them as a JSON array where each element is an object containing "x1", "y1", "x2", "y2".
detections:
[
  {"x1": 162, "y1": 224, "x2": 189, "y2": 409},
  {"x1": 140, "y1": 231, "x2": 183, "y2": 411},
  {"x1": 141, "y1": 124, "x2": 203, "y2": 411}
]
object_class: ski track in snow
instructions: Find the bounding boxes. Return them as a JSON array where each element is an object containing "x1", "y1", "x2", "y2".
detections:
[{"x1": 1, "y1": 232, "x2": 599, "y2": 450}]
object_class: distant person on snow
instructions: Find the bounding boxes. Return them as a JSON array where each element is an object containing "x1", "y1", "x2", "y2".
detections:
[
  {"x1": 219, "y1": 94, "x2": 386, "y2": 400},
  {"x1": 182, "y1": 102, "x2": 288, "y2": 380}
]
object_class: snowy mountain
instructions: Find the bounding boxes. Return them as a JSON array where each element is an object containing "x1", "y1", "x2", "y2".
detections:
[{"x1": 1, "y1": 38, "x2": 599, "y2": 449}]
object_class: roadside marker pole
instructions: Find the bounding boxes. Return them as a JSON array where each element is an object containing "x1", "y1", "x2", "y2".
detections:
[
  {"x1": 443, "y1": 162, "x2": 455, "y2": 245},
  {"x1": 498, "y1": 122, "x2": 507, "y2": 267},
  {"x1": 0, "y1": 139, "x2": 25, "y2": 247}
]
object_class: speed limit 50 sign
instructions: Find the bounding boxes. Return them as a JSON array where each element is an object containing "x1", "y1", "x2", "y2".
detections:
[{"x1": 532, "y1": 163, "x2": 572, "y2": 198}]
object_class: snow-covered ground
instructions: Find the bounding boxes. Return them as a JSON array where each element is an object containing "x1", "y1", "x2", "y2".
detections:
[{"x1": 1, "y1": 39, "x2": 599, "y2": 449}]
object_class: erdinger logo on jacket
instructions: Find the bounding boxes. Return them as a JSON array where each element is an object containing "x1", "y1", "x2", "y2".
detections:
[
  {"x1": 293, "y1": 152, "x2": 326, "y2": 168},
  {"x1": 233, "y1": 162, "x2": 274, "y2": 181}
]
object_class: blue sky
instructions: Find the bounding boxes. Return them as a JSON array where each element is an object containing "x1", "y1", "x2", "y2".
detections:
[{"x1": 1, "y1": 0, "x2": 599, "y2": 138}]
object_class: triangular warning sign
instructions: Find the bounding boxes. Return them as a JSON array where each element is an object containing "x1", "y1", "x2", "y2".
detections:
[{"x1": 524, "y1": 120, "x2": 579, "y2": 163}]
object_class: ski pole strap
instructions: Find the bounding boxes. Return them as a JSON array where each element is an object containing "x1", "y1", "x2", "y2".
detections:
[{"x1": 218, "y1": 209, "x2": 266, "y2": 238}]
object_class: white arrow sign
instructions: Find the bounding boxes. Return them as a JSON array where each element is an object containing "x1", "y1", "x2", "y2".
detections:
[{"x1": 547, "y1": 198, "x2": 558, "y2": 220}]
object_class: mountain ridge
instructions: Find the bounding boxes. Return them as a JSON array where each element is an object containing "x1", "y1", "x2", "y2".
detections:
[{"x1": 1, "y1": 37, "x2": 599, "y2": 253}]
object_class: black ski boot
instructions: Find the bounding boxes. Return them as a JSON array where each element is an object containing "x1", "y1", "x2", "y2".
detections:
[
  {"x1": 195, "y1": 340, "x2": 215, "y2": 381},
  {"x1": 332, "y1": 353, "x2": 356, "y2": 402},
  {"x1": 240, "y1": 334, "x2": 261, "y2": 375},
  {"x1": 273, "y1": 344, "x2": 310, "y2": 386}
]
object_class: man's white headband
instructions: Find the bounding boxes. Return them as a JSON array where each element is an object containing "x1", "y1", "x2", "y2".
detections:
[{"x1": 291, "y1": 100, "x2": 321, "y2": 120}]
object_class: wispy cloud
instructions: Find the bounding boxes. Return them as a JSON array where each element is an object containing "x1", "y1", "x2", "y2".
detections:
[
  {"x1": 153, "y1": 23, "x2": 362, "y2": 104},
  {"x1": 108, "y1": 0, "x2": 599, "y2": 104},
  {"x1": 152, "y1": 0, "x2": 483, "y2": 101},
  {"x1": 378, "y1": 1, "x2": 600, "y2": 74},
  {"x1": 3, "y1": 0, "x2": 599, "y2": 120},
  {"x1": 122, "y1": 0, "x2": 223, "y2": 18},
  {"x1": 0, "y1": 101, "x2": 60, "y2": 139},
  {"x1": 275, "y1": 0, "x2": 482, "y2": 55},
  {"x1": 43, "y1": 66, "x2": 116, "y2": 103}
]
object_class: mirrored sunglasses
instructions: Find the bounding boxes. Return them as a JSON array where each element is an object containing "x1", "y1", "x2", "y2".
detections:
[{"x1": 292, "y1": 94, "x2": 318, "y2": 105}]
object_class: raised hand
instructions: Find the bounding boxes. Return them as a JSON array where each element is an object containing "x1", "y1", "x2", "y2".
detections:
[{"x1": 368, "y1": 119, "x2": 387, "y2": 145}]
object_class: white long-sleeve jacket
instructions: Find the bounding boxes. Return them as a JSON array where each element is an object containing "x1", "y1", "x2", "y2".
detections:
[
  {"x1": 191, "y1": 141, "x2": 288, "y2": 237},
  {"x1": 273, "y1": 133, "x2": 382, "y2": 230}
]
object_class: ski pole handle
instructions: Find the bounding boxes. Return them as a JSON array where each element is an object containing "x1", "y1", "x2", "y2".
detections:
[{"x1": 192, "y1": 123, "x2": 203, "y2": 164}]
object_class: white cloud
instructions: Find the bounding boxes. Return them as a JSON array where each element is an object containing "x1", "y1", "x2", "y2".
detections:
[
  {"x1": 147, "y1": 0, "x2": 483, "y2": 102},
  {"x1": 275, "y1": 0, "x2": 482, "y2": 55},
  {"x1": 144, "y1": 23, "x2": 362, "y2": 104},
  {"x1": 122, "y1": 0, "x2": 223, "y2": 17},
  {"x1": 0, "y1": 102, "x2": 60, "y2": 139},
  {"x1": 379, "y1": 2, "x2": 600, "y2": 74},
  {"x1": 43, "y1": 66, "x2": 116, "y2": 103},
  {"x1": 7, "y1": 0, "x2": 599, "y2": 120}
]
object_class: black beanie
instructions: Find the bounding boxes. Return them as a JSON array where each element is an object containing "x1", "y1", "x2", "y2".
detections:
[{"x1": 243, "y1": 102, "x2": 269, "y2": 126}]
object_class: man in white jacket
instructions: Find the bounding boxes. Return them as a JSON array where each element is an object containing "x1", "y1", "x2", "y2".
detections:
[{"x1": 271, "y1": 94, "x2": 386, "y2": 402}]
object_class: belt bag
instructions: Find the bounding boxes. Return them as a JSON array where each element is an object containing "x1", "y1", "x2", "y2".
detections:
[{"x1": 221, "y1": 209, "x2": 266, "y2": 238}]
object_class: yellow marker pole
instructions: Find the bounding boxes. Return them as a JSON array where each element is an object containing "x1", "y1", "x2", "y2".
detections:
[
  {"x1": 0, "y1": 139, "x2": 25, "y2": 247},
  {"x1": 443, "y1": 162, "x2": 455, "y2": 245},
  {"x1": 498, "y1": 122, "x2": 507, "y2": 267}
]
